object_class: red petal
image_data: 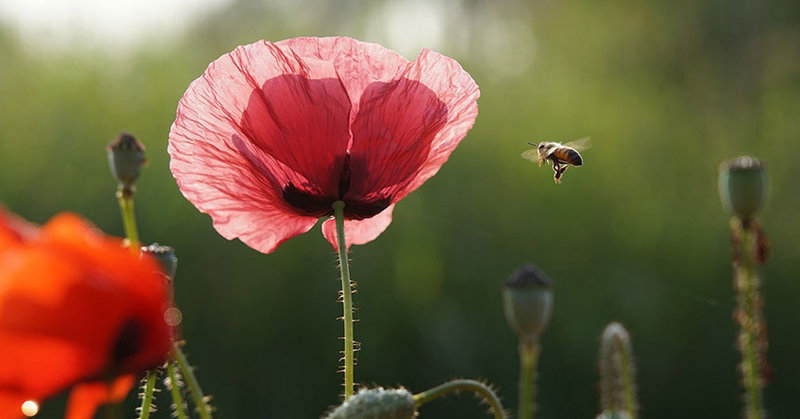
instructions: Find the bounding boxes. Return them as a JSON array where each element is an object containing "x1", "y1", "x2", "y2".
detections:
[
  {"x1": 0, "y1": 212, "x2": 170, "y2": 407},
  {"x1": 66, "y1": 375, "x2": 135, "y2": 419},
  {"x1": 277, "y1": 37, "x2": 409, "y2": 120},
  {"x1": 169, "y1": 40, "x2": 352, "y2": 253},
  {"x1": 0, "y1": 395, "x2": 28, "y2": 419},
  {"x1": 0, "y1": 207, "x2": 38, "y2": 250},
  {"x1": 347, "y1": 49, "x2": 480, "y2": 203},
  {"x1": 322, "y1": 205, "x2": 395, "y2": 251}
]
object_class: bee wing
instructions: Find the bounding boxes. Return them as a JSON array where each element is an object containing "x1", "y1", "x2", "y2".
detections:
[
  {"x1": 562, "y1": 137, "x2": 592, "y2": 151},
  {"x1": 521, "y1": 149, "x2": 540, "y2": 163}
]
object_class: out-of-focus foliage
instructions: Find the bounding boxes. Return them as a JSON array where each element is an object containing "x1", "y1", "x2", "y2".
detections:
[{"x1": 1, "y1": 0, "x2": 799, "y2": 417}]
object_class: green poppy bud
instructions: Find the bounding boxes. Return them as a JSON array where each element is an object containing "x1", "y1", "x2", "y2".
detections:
[
  {"x1": 596, "y1": 411, "x2": 633, "y2": 419},
  {"x1": 502, "y1": 263, "x2": 553, "y2": 343},
  {"x1": 324, "y1": 387, "x2": 416, "y2": 419},
  {"x1": 141, "y1": 243, "x2": 177, "y2": 280},
  {"x1": 598, "y1": 322, "x2": 637, "y2": 418},
  {"x1": 718, "y1": 156, "x2": 768, "y2": 222},
  {"x1": 107, "y1": 132, "x2": 146, "y2": 190}
]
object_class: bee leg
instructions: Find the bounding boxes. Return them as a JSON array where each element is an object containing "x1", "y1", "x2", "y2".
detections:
[
  {"x1": 552, "y1": 162, "x2": 561, "y2": 183},
  {"x1": 554, "y1": 165, "x2": 568, "y2": 184}
]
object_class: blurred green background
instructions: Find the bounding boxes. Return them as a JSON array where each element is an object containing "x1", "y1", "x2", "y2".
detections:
[{"x1": 1, "y1": 0, "x2": 799, "y2": 417}]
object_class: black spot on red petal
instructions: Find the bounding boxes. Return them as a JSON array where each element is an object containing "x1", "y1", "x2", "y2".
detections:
[
  {"x1": 282, "y1": 183, "x2": 335, "y2": 217},
  {"x1": 344, "y1": 196, "x2": 392, "y2": 220},
  {"x1": 112, "y1": 318, "x2": 144, "y2": 364}
]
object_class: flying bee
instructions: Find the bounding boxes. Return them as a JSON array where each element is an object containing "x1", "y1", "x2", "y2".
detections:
[{"x1": 521, "y1": 137, "x2": 591, "y2": 184}]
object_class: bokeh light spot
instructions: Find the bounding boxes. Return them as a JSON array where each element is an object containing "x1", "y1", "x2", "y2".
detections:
[
  {"x1": 165, "y1": 307, "x2": 183, "y2": 327},
  {"x1": 21, "y1": 400, "x2": 39, "y2": 417}
]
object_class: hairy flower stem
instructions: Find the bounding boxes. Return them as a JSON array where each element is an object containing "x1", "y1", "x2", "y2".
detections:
[
  {"x1": 413, "y1": 379, "x2": 505, "y2": 419},
  {"x1": 173, "y1": 344, "x2": 213, "y2": 419},
  {"x1": 117, "y1": 187, "x2": 140, "y2": 249},
  {"x1": 167, "y1": 361, "x2": 188, "y2": 419},
  {"x1": 115, "y1": 190, "x2": 158, "y2": 419},
  {"x1": 138, "y1": 371, "x2": 157, "y2": 419},
  {"x1": 518, "y1": 340, "x2": 540, "y2": 419},
  {"x1": 733, "y1": 218, "x2": 765, "y2": 419},
  {"x1": 332, "y1": 200, "x2": 355, "y2": 399},
  {"x1": 619, "y1": 342, "x2": 636, "y2": 415}
]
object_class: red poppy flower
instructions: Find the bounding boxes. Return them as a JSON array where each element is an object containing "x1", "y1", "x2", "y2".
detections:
[
  {"x1": 168, "y1": 36, "x2": 479, "y2": 253},
  {"x1": 0, "y1": 210, "x2": 171, "y2": 419}
]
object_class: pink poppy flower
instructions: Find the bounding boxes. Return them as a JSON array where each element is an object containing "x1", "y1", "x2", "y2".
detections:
[{"x1": 169, "y1": 36, "x2": 479, "y2": 254}]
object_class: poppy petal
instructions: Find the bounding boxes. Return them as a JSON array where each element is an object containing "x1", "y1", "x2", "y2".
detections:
[
  {"x1": 347, "y1": 48, "x2": 479, "y2": 203},
  {"x1": 277, "y1": 37, "x2": 409, "y2": 117},
  {"x1": 321, "y1": 205, "x2": 395, "y2": 251},
  {"x1": 169, "y1": 40, "x2": 353, "y2": 254},
  {"x1": 0, "y1": 211, "x2": 170, "y2": 411},
  {"x1": 0, "y1": 395, "x2": 27, "y2": 419},
  {"x1": 65, "y1": 375, "x2": 135, "y2": 419},
  {"x1": 0, "y1": 208, "x2": 37, "y2": 250}
]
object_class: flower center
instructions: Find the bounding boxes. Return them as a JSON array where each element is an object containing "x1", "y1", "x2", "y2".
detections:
[{"x1": 281, "y1": 152, "x2": 391, "y2": 220}]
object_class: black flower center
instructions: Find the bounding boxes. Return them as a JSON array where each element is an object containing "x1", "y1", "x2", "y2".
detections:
[
  {"x1": 112, "y1": 317, "x2": 144, "y2": 364},
  {"x1": 281, "y1": 153, "x2": 391, "y2": 220}
]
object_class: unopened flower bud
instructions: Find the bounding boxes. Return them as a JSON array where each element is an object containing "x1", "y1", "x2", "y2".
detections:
[
  {"x1": 598, "y1": 322, "x2": 637, "y2": 418},
  {"x1": 107, "y1": 132, "x2": 146, "y2": 190},
  {"x1": 597, "y1": 411, "x2": 632, "y2": 419},
  {"x1": 718, "y1": 156, "x2": 768, "y2": 222},
  {"x1": 141, "y1": 243, "x2": 177, "y2": 280},
  {"x1": 324, "y1": 387, "x2": 416, "y2": 419},
  {"x1": 502, "y1": 263, "x2": 553, "y2": 343}
]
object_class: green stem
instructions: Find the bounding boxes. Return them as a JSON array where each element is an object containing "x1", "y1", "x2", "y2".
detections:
[
  {"x1": 736, "y1": 220, "x2": 764, "y2": 419},
  {"x1": 619, "y1": 340, "x2": 636, "y2": 417},
  {"x1": 116, "y1": 188, "x2": 155, "y2": 419},
  {"x1": 173, "y1": 343, "x2": 213, "y2": 419},
  {"x1": 167, "y1": 361, "x2": 188, "y2": 419},
  {"x1": 137, "y1": 371, "x2": 157, "y2": 419},
  {"x1": 332, "y1": 201, "x2": 355, "y2": 399},
  {"x1": 117, "y1": 187, "x2": 140, "y2": 249},
  {"x1": 518, "y1": 340, "x2": 540, "y2": 419},
  {"x1": 413, "y1": 379, "x2": 506, "y2": 419}
]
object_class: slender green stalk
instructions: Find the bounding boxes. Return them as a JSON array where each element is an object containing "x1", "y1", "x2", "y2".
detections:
[
  {"x1": 137, "y1": 371, "x2": 157, "y2": 419},
  {"x1": 735, "y1": 221, "x2": 764, "y2": 419},
  {"x1": 167, "y1": 361, "x2": 188, "y2": 419},
  {"x1": 413, "y1": 379, "x2": 505, "y2": 419},
  {"x1": 173, "y1": 344, "x2": 213, "y2": 419},
  {"x1": 117, "y1": 189, "x2": 140, "y2": 249},
  {"x1": 115, "y1": 189, "x2": 157, "y2": 419},
  {"x1": 332, "y1": 200, "x2": 355, "y2": 399},
  {"x1": 518, "y1": 340, "x2": 540, "y2": 419},
  {"x1": 618, "y1": 339, "x2": 636, "y2": 416}
]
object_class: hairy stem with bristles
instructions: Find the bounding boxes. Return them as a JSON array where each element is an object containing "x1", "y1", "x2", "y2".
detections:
[
  {"x1": 733, "y1": 218, "x2": 765, "y2": 419},
  {"x1": 413, "y1": 379, "x2": 506, "y2": 419},
  {"x1": 137, "y1": 371, "x2": 157, "y2": 419},
  {"x1": 518, "y1": 340, "x2": 540, "y2": 419},
  {"x1": 166, "y1": 361, "x2": 188, "y2": 419},
  {"x1": 173, "y1": 344, "x2": 213, "y2": 419},
  {"x1": 332, "y1": 200, "x2": 355, "y2": 399}
]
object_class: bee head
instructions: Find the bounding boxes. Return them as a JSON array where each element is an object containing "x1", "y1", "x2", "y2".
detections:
[{"x1": 539, "y1": 142, "x2": 557, "y2": 152}]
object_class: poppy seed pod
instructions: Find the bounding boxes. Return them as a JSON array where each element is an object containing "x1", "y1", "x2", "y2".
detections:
[
  {"x1": 502, "y1": 263, "x2": 554, "y2": 343},
  {"x1": 107, "y1": 132, "x2": 146, "y2": 189},
  {"x1": 718, "y1": 156, "x2": 768, "y2": 222},
  {"x1": 325, "y1": 387, "x2": 416, "y2": 419},
  {"x1": 141, "y1": 243, "x2": 178, "y2": 280}
]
